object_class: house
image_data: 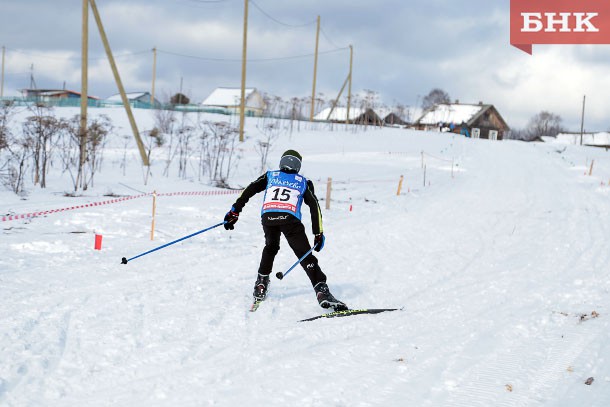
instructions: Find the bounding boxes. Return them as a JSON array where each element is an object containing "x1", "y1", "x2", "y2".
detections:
[
  {"x1": 383, "y1": 112, "x2": 409, "y2": 127},
  {"x1": 106, "y1": 92, "x2": 160, "y2": 107},
  {"x1": 353, "y1": 108, "x2": 383, "y2": 126},
  {"x1": 314, "y1": 106, "x2": 361, "y2": 122},
  {"x1": 20, "y1": 88, "x2": 99, "y2": 102},
  {"x1": 201, "y1": 87, "x2": 266, "y2": 116},
  {"x1": 313, "y1": 107, "x2": 383, "y2": 126},
  {"x1": 414, "y1": 102, "x2": 510, "y2": 140}
]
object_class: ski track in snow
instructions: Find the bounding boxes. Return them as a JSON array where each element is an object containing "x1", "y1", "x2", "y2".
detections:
[{"x1": 1, "y1": 109, "x2": 610, "y2": 406}]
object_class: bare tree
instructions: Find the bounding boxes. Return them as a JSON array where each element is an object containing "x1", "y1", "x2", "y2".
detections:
[
  {"x1": 176, "y1": 117, "x2": 194, "y2": 180},
  {"x1": 421, "y1": 88, "x2": 451, "y2": 110},
  {"x1": 254, "y1": 123, "x2": 280, "y2": 174},
  {"x1": 154, "y1": 109, "x2": 179, "y2": 177},
  {"x1": 22, "y1": 104, "x2": 66, "y2": 188},
  {"x1": 525, "y1": 111, "x2": 565, "y2": 141},
  {"x1": 289, "y1": 97, "x2": 302, "y2": 134},
  {"x1": 84, "y1": 115, "x2": 112, "y2": 188},
  {"x1": 393, "y1": 102, "x2": 407, "y2": 123},
  {"x1": 0, "y1": 101, "x2": 14, "y2": 151},
  {"x1": 362, "y1": 89, "x2": 380, "y2": 110},
  {"x1": 170, "y1": 93, "x2": 190, "y2": 105},
  {"x1": 198, "y1": 121, "x2": 240, "y2": 187},
  {"x1": 61, "y1": 115, "x2": 112, "y2": 191},
  {"x1": 3, "y1": 136, "x2": 31, "y2": 195}
]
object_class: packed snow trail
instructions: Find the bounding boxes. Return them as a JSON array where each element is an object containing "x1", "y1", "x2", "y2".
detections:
[{"x1": 1, "y1": 118, "x2": 609, "y2": 406}]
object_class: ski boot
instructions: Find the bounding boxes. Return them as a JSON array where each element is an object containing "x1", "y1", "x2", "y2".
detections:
[
  {"x1": 253, "y1": 273, "x2": 271, "y2": 301},
  {"x1": 314, "y1": 282, "x2": 348, "y2": 311}
]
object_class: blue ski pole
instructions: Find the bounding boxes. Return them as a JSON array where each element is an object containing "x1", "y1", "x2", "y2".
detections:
[
  {"x1": 276, "y1": 246, "x2": 315, "y2": 280},
  {"x1": 121, "y1": 221, "x2": 226, "y2": 264}
]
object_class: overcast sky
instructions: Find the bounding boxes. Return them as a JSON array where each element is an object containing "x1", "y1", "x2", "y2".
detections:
[{"x1": 1, "y1": 0, "x2": 610, "y2": 131}]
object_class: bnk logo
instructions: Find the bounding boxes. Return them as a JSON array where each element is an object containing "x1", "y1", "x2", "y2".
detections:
[
  {"x1": 521, "y1": 12, "x2": 599, "y2": 33},
  {"x1": 510, "y1": 0, "x2": 610, "y2": 54}
]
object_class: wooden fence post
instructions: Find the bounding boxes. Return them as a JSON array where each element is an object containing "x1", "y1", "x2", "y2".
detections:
[
  {"x1": 325, "y1": 177, "x2": 332, "y2": 210},
  {"x1": 396, "y1": 175, "x2": 404, "y2": 195},
  {"x1": 150, "y1": 190, "x2": 157, "y2": 240},
  {"x1": 423, "y1": 165, "x2": 427, "y2": 187}
]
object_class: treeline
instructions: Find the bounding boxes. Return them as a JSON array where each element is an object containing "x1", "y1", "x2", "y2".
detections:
[{"x1": 0, "y1": 102, "x2": 261, "y2": 196}]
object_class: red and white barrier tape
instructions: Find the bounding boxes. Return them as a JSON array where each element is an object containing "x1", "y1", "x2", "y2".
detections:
[
  {"x1": 156, "y1": 190, "x2": 241, "y2": 198},
  {"x1": 1, "y1": 189, "x2": 242, "y2": 222}
]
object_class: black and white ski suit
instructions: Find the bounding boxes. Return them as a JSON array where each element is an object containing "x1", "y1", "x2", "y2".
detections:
[{"x1": 231, "y1": 169, "x2": 327, "y2": 286}]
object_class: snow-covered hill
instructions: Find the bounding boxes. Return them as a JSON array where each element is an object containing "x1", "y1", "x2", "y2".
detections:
[{"x1": 1, "y1": 108, "x2": 609, "y2": 406}]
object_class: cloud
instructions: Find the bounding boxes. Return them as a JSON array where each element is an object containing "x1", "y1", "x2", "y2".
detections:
[{"x1": 1, "y1": 0, "x2": 609, "y2": 131}]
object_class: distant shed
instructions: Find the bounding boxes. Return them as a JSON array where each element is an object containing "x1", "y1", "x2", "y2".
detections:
[{"x1": 106, "y1": 92, "x2": 160, "y2": 107}]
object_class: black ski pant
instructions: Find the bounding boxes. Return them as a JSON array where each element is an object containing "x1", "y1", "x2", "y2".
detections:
[{"x1": 258, "y1": 222, "x2": 326, "y2": 287}]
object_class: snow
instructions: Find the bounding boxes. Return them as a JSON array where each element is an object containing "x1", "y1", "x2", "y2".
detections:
[
  {"x1": 417, "y1": 103, "x2": 485, "y2": 125},
  {"x1": 106, "y1": 92, "x2": 150, "y2": 102},
  {"x1": 2, "y1": 107, "x2": 610, "y2": 406},
  {"x1": 550, "y1": 132, "x2": 610, "y2": 147},
  {"x1": 313, "y1": 106, "x2": 365, "y2": 121},
  {"x1": 201, "y1": 87, "x2": 256, "y2": 107}
]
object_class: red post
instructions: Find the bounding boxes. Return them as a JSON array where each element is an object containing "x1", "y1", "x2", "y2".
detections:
[{"x1": 94, "y1": 234, "x2": 103, "y2": 250}]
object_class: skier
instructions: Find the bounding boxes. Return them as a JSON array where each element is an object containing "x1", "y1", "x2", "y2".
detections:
[{"x1": 223, "y1": 150, "x2": 347, "y2": 311}]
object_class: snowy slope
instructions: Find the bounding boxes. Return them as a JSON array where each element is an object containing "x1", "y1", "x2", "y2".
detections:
[{"x1": 1, "y1": 108, "x2": 610, "y2": 406}]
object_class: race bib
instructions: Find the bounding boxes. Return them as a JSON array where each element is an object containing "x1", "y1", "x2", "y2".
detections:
[
  {"x1": 261, "y1": 171, "x2": 307, "y2": 219},
  {"x1": 262, "y1": 186, "x2": 300, "y2": 213}
]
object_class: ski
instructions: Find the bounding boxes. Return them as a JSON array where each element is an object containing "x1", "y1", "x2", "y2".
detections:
[
  {"x1": 250, "y1": 298, "x2": 264, "y2": 312},
  {"x1": 299, "y1": 307, "x2": 401, "y2": 322}
]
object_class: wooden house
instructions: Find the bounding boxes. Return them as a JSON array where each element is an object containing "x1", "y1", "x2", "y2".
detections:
[
  {"x1": 383, "y1": 112, "x2": 409, "y2": 127},
  {"x1": 414, "y1": 102, "x2": 509, "y2": 140}
]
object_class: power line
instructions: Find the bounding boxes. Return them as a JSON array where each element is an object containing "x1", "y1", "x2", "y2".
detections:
[
  {"x1": 5, "y1": 48, "x2": 150, "y2": 61},
  {"x1": 249, "y1": 0, "x2": 316, "y2": 28},
  {"x1": 320, "y1": 26, "x2": 346, "y2": 50},
  {"x1": 157, "y1": 47, "x2": 349, "y2": 62},
  {"x1": 3, "y1": 46, "x2": 348, "y2": 64}
]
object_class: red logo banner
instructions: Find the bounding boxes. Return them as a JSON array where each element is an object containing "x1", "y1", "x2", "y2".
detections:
[{"x1": 510, "y1": 0, "x2": 610, "y2": 54}]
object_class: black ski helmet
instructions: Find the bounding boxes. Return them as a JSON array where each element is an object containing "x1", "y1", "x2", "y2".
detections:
[{"x1": 279, "y1": 149, "x2": 302, "y2": 172}]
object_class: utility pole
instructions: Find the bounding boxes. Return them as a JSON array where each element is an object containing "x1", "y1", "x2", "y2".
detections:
[
  {"x1": 239, "y1": 0, "x2": 249, "y2": 142},
  {"x1": 29, "y1": 64, "x2": 36, "y2": 89},
  {"x1": 1, "y1": 46, "x2": 5, "y2": 98},
  {"x1": 78, "y1": 0, "x2": 89, "y2": 190},
  {"x1": 309, "y1": 15, "x2": 320, "y2": 121},
  {"x1": 580, "y1": 94, "x2": 586, "y2": 146},
  {"x1": 89, "y1": 0, "x2": 148, "y2": 166},
  {"x1": 151, "y1": 47, "x2": 157, "y2": 106},
  {"x1": 346, "y1": 45, "x2": 353, "y2": 126}
]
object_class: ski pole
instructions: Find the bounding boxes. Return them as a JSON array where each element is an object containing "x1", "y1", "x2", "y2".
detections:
[
  {"x1": 276, "y1": 246, "x2": 315, "y2": 280},
  {"x1": 121, "y1": 221, "x2": 226, "y2": 264}
]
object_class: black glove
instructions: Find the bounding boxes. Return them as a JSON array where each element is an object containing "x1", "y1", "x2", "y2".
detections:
[
  {"x1": 314, "y1": 233, "x2": 325, "y2": 252},
  {"x1": 224, "y1": 208, "x2": 239, "y2": 230}
]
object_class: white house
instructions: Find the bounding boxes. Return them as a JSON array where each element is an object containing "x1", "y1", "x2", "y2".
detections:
[{"x1": 201, "y1": 87, "x2": 266, "y2": 116}]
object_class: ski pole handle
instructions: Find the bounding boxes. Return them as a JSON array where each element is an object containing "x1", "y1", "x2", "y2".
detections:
[{"x1": 276, "y1": 246, "x2": 315, "y2": 280}]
